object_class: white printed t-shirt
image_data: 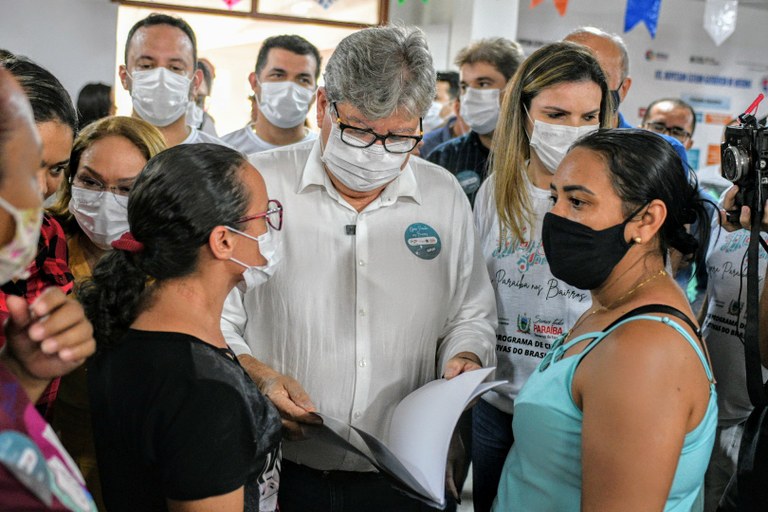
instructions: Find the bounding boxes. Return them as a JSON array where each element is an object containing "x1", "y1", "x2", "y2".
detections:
[
  {"x1": 221, "y1": 124, "x2": 317, "y2": 156},
  {"x1": 703, "y1": 220, "x2": 768, "y2": 426},
  {"x1": 473, "y1": 174, "x2": 592, "y2": 414},
  {"x1": 221, "y1": 140, "x2": 497, "y2": 472}
]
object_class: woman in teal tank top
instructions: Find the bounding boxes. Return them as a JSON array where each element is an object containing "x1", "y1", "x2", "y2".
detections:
[{"x1": 493, "y1": 129, "x2": 718, "y2": 511}]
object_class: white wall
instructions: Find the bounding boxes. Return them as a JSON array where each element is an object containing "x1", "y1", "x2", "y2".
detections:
[{"x1": 0, "y1": 0, "x2": 118, "y2": 101}]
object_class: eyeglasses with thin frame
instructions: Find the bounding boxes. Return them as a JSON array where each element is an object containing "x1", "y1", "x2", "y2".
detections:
[
  {"x1": 235, "y1": 199, "x2": 283, "y2": 231},
  {"x1": 332, "y1": 102, "x2": 423, "y2": 154},
  {"x1": 644, "y1": 121, "x2": 691, "y2": 142}
]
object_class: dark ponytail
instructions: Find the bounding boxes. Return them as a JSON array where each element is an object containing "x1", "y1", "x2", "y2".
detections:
[
  {"x1": 571, "y1": 128, "x2": 715, "y2": 265},
  {"x1": 78, "y1": 143, "x2": 250, "y2": 349}
]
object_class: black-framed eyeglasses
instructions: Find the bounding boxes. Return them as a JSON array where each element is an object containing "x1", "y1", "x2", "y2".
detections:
[
  {"x1": 235, "y1": 199, "x2": 283, "y2": 231},
  {"x1": 644, "y1": 121, "x2": 691, "y2": 142},
  {"x1": 332, "y1": 102, "x2": 423, "y2": 154}
]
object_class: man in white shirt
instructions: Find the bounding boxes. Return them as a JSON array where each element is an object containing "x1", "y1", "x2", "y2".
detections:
[
  {"x1": 118, "y1": 13, "x2": 229, "y2": 148},
  {"x1": 221, "y1": 25, "x2": 497, "y2": 512},
  {"x1": 222, "y1": 35, "x2": 320, "y2": 154}
]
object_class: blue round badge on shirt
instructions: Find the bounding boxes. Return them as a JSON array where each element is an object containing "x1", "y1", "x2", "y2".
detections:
[
  {"x1": 405, "y1": 223, "x2": 441, "y2": 260},
  {"x1": 456, "y1": 170, "x2": 481, "y2": 195}
]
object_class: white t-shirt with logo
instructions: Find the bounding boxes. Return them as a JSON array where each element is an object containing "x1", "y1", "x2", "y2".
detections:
[
  {"x1": 474, "y1": 174, "x2": 592, "y2": 414},
  {"x1": 221, "y1": 124, "x2": 317, "y2": 156},
  {"x1": 703, "y1": 221, "x2": 768, "y2": 426}
]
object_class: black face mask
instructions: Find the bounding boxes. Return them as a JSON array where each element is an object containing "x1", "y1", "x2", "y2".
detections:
[{"x1": 541, "y1": 206, "x2": 644, "y2": 290}]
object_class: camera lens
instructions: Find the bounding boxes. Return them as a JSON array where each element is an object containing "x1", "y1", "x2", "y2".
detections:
[{"x1": 722, "y1": 146, "x2": 750, "y2": 182}]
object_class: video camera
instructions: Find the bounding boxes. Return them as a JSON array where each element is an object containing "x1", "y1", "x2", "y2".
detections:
[{"x1": 721, "y1": 96, "x2": 768, "y2": 223}]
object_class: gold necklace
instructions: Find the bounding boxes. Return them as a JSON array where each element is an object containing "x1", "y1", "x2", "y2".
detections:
[{"x1": 564, "y1": 269, "x2": 668, "y2": 342}]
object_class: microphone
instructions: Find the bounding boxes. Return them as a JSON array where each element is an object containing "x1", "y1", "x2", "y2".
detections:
[{"x1": 345, "y1": 225, "x2": 356, "y2": 235}]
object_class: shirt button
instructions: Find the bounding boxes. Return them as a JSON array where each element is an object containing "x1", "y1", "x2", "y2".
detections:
[
  {"x1": 353, "y1": 411, "x2": 362, "y2": 419},
  {"x1": 359, "y1": 308, "x2": 366, "y2": 316},
  {"x1": 358, "y1": 259, "x2": 365, "y2": 266},
  {"x1": 359, "y1": 358, "x2": 367, "y2": 367}
]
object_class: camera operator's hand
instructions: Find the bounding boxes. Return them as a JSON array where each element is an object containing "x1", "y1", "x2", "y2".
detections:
[{"x1": 719, "y1": 185, "x2": 768, "y2": 232}]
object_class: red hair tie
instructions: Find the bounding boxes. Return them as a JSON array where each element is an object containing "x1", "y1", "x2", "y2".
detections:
[{"x1": 111, "y1": 232, "x2": 145, "y2": 253}]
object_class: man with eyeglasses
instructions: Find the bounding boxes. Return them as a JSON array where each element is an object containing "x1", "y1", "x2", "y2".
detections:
[
  {"x1": 221, "y1": 25, "x2": 496, "y2": 512},
  {"x1": 222, "y1": 35, "x2": 321, "y2": 155},
  {"x1": 642, "y1": 97, "x2": 696, "y2": 150}
]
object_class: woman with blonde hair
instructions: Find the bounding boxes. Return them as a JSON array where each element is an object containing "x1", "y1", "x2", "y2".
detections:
[
  {"x1": 471, "y1": 41, "x2": 613, "y2": 511},
  {"x1": 48, "y1": 115, "x2": 166, "y2": 507}
]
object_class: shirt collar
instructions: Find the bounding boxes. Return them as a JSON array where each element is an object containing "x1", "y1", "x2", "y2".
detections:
[{"x1": 298, "y1": 138, "x2": 422, "y2": 205}]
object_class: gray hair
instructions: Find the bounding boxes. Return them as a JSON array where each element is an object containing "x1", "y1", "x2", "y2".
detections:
[
  {"x1": 565, "y1": 26, "x2": 629, "y2": 81},
  {"x1": 323, "y1": 24, "x2": 435, "y2": 120}
]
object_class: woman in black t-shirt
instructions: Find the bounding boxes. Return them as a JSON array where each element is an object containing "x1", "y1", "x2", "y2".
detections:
[{"x1": 80, "y1": 143, "x2": 282, "y2": 512}]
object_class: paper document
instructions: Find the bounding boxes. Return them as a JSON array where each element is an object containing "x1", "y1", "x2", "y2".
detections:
[{"x1": 316, "y1": 367, "x2": 504, "y2": 509}]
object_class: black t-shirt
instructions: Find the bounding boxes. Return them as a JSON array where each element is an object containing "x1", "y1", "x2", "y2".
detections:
[{"x1": 88, "y1": 329, "x2": 282, "y2": 512}]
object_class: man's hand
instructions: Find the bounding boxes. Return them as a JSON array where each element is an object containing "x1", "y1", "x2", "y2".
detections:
[
  {"x1": 720, "y1": 185, "x2": 768, "y2": 232},
  {"x1": 237, "y1": 354, "x2": 322, "y2": 440},
  {"x1": 445, "y1": 426, "x2": 467, "y2": 503},
  {"x1": 0, "y1": 288, "x2": 95, "y2": 402},
  {"x1": 443, "y1": 351, "x2": 482, "y2": 380}
]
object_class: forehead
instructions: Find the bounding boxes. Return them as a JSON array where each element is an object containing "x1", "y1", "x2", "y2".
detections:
[
  {"x1": 460, "y1": 61, "x2": 506, "y2": 82},
  {"x1": 531, "y1": 80, "x2": 602, "y2": 109},
  {"x1": 127, "y1": 24, "x2": 194, "y2": 65},
  {"x1": 648, "y1": 102, "x2": 694, "y2": 126},
  {"x1": 262, "y1": 47, "x2": 317, "y2": 75},
  {"x1": 555, "y1": 146, "x2": 613, "y2": 190}
]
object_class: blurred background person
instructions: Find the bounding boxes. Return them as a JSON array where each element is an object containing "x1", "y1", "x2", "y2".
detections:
[
  {"x1": 419, "y1": 71, "x2": 468, "y2": 157},
  {"x1": 189, "y1": 57, "x2": 218, "y2": 136},
  {"x1": 427, "y1": 38, "x2": 523, "y2": 205},
  {"x1": 76, "y1": 82, "x2": 115, "y2": 130},
  {"x1": 48, "y1": 115, "x2": 166, "y2": 509},
  {"x1": 222, "y1": 34, "x2": 320, "y2": 155}
]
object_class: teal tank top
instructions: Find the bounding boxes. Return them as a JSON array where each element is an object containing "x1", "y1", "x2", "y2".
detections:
[{"x1": 493, "y1": 314, "x2": 718, "y2": 512}]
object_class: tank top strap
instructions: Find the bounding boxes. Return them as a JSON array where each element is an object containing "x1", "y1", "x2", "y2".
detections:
[{"x1": 576, "y1": 314, "x2": 715, "y2": 384}]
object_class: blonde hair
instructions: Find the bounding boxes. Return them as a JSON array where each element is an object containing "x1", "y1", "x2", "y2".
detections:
[
  {"x1": 48, "y1": 116, "x2": 166, "y2": 234},
  {"x1": 491, "y1": 41, "x2": 613, "y2": 241}
]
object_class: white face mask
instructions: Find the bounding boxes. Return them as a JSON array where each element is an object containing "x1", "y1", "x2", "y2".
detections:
[
  {"x1": 460, "y1": 87, "x2": 500, "y2": 135},
  {"x1": 528, "y1": 119, "x2": 599, "y2": 174},
  {"x1": 0, "y1": 195, "x2": 43, "y2": 283},
  {"x1": 422, "y1": 101, "x2": 445, "y2": 133},
  {"x1": 321, "y1": 123, "x2": 407, "y2": 192},
  {"x1": 186, "y1": 102, "x2": 204, "y2": 129},
  {"x1": 129, "y1": 68, "x2": 192, "y2": 127},
  {"x1": 69, "y1": 187, "x2": 130, "y2": 251},
  {"x1": 228, "y1": 225, "x2": 282, "y2": 291},
  {"x1": 257, "y1": 81, "x2": 315, "y2": 129}
]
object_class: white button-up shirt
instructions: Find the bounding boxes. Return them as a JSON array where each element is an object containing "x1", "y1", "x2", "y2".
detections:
[{"x1": 222, "y1": 138, "x2": 497, "y2": 471}]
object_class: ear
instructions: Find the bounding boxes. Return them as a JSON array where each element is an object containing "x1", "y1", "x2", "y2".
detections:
[
  {"x1": 685, "y1": 137, "x2": 694, "y2": 151},
  {"x1": 618, "y1": 76, "x2": 632, "y2": 103},
  {"x1": 629, "y1": 199, "x2": 666, "y2": 245},
  {"x1": 208, "y1": 225, "x2": 236, "y2": 261},
  {"x1": 191, "y1": 68, "x2": 204, "y2": 98},
  {"x1": 119, "y1": 65, "x2": 130, "y2": 91},
  {"x1": 248, "y1": 71, "x2": 259, "y2": 93},
  {"x1": 316, "y1": 87, "x2": 329, "y2": 127}
]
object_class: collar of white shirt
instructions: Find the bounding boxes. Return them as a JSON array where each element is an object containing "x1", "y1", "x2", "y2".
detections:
[{"x1": 297, "y1": 139, "x2": 422, "y2": 206}]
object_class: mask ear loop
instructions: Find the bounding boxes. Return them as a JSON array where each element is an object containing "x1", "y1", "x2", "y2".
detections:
[{"x1": 624, "y1": 203, "x2": 651, "y2": 245}]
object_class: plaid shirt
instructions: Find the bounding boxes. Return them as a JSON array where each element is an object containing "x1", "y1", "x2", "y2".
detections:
[{"x1": 0, "y1": 214, "x2": 75, "y2": 417}]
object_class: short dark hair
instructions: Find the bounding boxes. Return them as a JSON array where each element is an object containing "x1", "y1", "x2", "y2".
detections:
[
  {"x1": 255, "y1": 35, "x2": 322, "y2": 81},
  {"x1": 455, "y1": 37, "x2": 524, "y2": 81},
  {"x1": 197, "y1": 61, "x2": 213, "y2": 92},
  {"x1": 642, "y1": 97, "x2": 697, "y2": 135},
  {"x1": 1, "y1": 56, "x2": 78, "y2": 135},
  {"x1": 124, "y1": 13, "x2": 197, "y2": 67},
  {"x1": 436, "y1": 71, "x2": 459, "y2": 100},
  {"x1": 77, "y1": 82, "x2": 112, "y2": 130}
]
